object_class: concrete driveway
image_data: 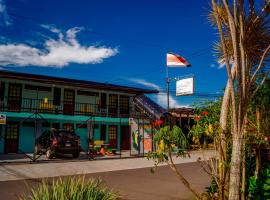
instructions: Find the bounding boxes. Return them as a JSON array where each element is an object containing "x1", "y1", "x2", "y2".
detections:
[{"x1": 0, "y1": 150, "x2": 215, "y2": 181}]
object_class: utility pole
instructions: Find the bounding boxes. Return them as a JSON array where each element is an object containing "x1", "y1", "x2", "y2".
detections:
[{"x1": 166, "y1": 67, "x2": 170, "y2": 111}]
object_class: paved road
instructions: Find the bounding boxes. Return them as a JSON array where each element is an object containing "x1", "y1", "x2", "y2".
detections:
[{"x1": 0, "y1": 162, "x2": 210, "y2": 200}]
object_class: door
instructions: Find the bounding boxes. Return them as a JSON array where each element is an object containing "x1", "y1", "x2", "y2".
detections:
[
  {"x1": 108, "y1": 125, "x2": 117, "y2": 148},
  {"x1": 0, "y1": 82, "x2": 5, "y2": 110},
  {"x1": 63, "y1": 89, "x2": 75, "y2": 115},
  {"x1": 100, "y1": 125, "x2": 106, "y2": 141},
  {"x1": 4, "y1": 122, "x2": 19, "y2": 153},
  {"x1": 120, "y1": 125, "x2": 130, "y2": 150},
  {"x1": 8, "y1": 83, "x2": 22, "y2": 112},
  {"x1": 100, "y1": 93, "x2": 107, "y2": 115}
]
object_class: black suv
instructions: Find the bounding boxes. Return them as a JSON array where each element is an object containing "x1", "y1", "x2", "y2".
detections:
[{"x1": 36, "y1": 129, "x2": 81, "y2": 159}]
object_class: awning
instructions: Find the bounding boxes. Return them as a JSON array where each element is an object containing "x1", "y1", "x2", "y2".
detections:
[{"x1": 1, "y1": 112, "x2": 129, "y2": 123}]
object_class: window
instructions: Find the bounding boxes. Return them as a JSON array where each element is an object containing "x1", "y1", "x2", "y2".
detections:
[
  {"x1": 25, "y1": 84, "x2": 52, "y2": 92},
  {"x1": 6, "y1": 123, "x2": 19, "y2": 139},
  {"x1": 108, "y1": 94, "x2": 118, "y2": 114},
  {"x1": 8, "y1": 83, "x2": 22, "y2": 111},
  {"x1": 120, "y1": 95, "x2": 130, "y2": 115},
  {"x1": 8, "y1": 84, "x2": 22, "y2": 100},
  {"x1": 0, "y1": 82, "x2": 5, "y2": 101},
  {"x1": 108, "y1": 125, "x2": 117, "y2": 140},
  {"x1": 53, "y1": 88, "x2": 61, "y2": 106},
  {"x1": 64, "y1": 90, "x2": 74, "y2": 105}
]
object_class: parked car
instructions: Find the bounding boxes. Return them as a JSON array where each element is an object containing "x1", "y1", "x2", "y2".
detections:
[{"x1": 35, "y1": 129, "x2": 81, "y2": 159}]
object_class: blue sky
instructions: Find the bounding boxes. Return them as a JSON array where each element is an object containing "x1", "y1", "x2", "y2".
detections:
[{"x1": 0, "y1": 0, "x2": 227, "y2": 108}]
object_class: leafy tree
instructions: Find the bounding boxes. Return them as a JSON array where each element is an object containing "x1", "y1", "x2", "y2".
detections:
[{"x1": 147, "y1": 125, "x2": 202, "y2": 199}]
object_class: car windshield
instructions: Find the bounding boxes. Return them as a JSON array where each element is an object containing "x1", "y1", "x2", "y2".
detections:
[{"x1": 55, "y1": 131, "x2": 76, "y2": 137}]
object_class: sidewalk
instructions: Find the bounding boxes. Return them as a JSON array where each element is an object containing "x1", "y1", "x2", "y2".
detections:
[{"x1": 0, "y1": 150, "x2": 215, "y2": 181}]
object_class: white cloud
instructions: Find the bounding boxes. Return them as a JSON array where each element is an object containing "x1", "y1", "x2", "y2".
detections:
[
  {"x1": 128, "y1": 78, "x2": 160, "y2": 90},
  {"x1": 0, "y1": 27, "x2": 118, "y2": 67},
  {"x1": 40, "y1": 24, "x2": 61, "y2": 34},
  {"x1": 128, "y1": 78, "x2": 187, "y2": 108},
  {"x1": 0, "y1": 0, "x2": 11, "y2": 26}
]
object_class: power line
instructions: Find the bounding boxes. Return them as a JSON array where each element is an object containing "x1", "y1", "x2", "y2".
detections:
[
  {"x1": 108, "y1": 47, "x2": 212, "y2": 83},
  {"x1": 154, "y1": 89, "x2": 223, "y2": 97},
  {"x1": 6, "y1": 11, "x2": 213, "y2": 59},
  {"x1": 5, "y1": 11, "x2": 216, "y2": 91},
  {"x1": 7, "y1": 11, "x2": 213, "y2": 55}
]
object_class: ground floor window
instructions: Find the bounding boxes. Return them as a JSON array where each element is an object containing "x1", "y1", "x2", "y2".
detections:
[{"x1": 108, "y1": 125, "x2": 117, "y2": 148}]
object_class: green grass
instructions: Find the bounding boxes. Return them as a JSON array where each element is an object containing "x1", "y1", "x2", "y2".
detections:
[{"x1": 21, "y1": 176, "x2": 120, "y2": 200}]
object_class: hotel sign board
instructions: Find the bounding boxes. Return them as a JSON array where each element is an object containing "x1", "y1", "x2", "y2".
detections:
[
  {"x1": 0, "y1": 114, "x2": 6, "y2": 125},
  {"x1": 176, "y1": 77, "x2": 194, "y2": 96}
]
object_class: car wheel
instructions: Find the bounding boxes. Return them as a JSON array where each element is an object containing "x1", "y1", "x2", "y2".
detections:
[
  {"x1": 46, "y1": 149, "x2": 53, "y2": 159},
  {"x1": 72, "y1": 151, "x2": 80, "y2": 158}
]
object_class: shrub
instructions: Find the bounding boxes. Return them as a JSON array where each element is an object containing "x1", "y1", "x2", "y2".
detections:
[
  {"x1": 21, "y1": 176, "x2": 120, "y2": 200},
  {"x1": 248, "y1": 165, "x2": 270, "y2": 200}
]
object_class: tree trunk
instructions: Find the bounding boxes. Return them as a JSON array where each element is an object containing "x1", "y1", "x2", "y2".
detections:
[
  {"x1": 241, "y1": 143, "x2": 246, "y2": 200},
  {"x1": 241, "y1": 116, "x2": 247, "y2": 200},
  {"x1": 255, "y1": 148, "x2": 261, "y2": 179},
  {"x1": 219, "y1": 65, "x2": 236, "y2": 200},
  {"x1": 228, "y1": 134, "x2": 243, "y2": 200},
  {"x1": 255, "y1": 107, "x2": 261, "y2": 179},
  {"x1": 168, "y1": 153, "x2": 202, "y2": 200}
]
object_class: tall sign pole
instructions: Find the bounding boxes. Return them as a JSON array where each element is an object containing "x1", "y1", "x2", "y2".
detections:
[
  {"x1": 166, "y1": 52, "x2": 191, "y2": 112},
  {"x1": 166, "y1": 66, "x2": 170, "y2": 111}
]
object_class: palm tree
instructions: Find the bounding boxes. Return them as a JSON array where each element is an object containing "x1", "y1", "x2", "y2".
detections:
[{"x1": 209, "y1": 1, "x2": 270, "y2": 199}]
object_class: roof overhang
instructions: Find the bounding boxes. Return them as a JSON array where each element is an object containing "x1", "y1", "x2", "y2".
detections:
[{"x1": 0, "y1": 70, "x2": 158, "y2": 94}]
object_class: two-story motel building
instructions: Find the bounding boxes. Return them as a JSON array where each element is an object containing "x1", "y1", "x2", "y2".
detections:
[{"x1": 0, "y1": 70, "x2": 159, "y2": 155}]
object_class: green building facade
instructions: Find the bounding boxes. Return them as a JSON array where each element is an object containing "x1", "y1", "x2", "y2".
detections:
[{"x1": 0, "y1": 70, "x2": 158, "y2": 154}]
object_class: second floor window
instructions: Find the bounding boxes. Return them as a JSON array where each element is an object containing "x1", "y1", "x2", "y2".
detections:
[
  {"x1": 119, "y1": 95, "x2": 130, "y2": 115},
  {"x1": 109, "y1": 94, "x2": 118, "y2": 114}
]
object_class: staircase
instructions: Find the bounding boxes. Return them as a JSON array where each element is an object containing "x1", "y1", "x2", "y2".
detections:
[{"x1": 133, "y1": 94, "x2": 166, "y2": 120}]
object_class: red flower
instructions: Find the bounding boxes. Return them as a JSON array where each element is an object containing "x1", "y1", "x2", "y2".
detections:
[
  {"x1": 194, "y1": 116, "x2": 201, "y2": 121},
  {"x1": 153, "y1": 119, "x2": 164, "y2": 126},
  {"x1": 202, "y1": 111, "x2": 209, "y2": 116}
]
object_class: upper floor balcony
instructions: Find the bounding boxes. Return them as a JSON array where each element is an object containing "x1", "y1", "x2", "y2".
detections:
[{"x1": 0, "y1": 97, "x2": 133, "y2": 118}]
